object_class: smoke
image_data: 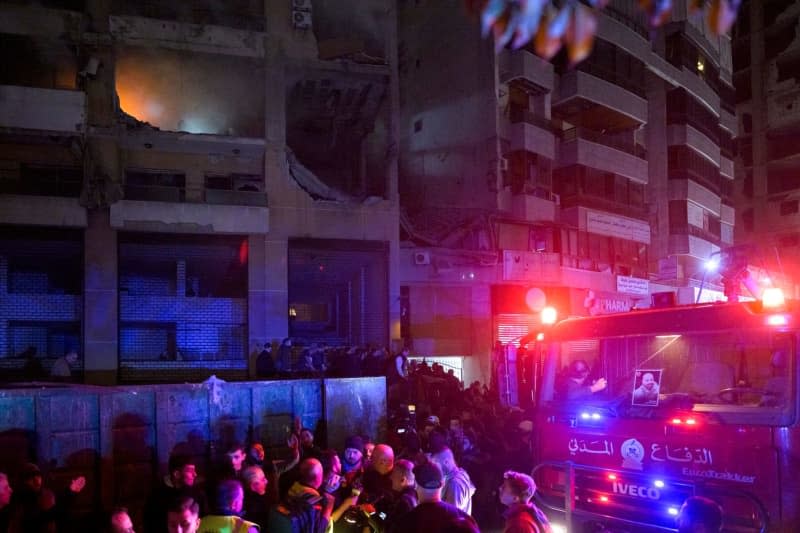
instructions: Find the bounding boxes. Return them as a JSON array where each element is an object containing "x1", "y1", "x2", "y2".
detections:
[
  {"x1": 115, "y1": 46, "x2": 264, "y2": 136},
  {"x1": 311, "y1": 0, "x2": 390, "y2": 59}
]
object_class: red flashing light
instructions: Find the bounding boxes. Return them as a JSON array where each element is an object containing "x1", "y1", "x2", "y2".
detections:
[
  {"x1": 607, "y1": 474, "x2": 617, "y2": 481},
  {"x1": 536, "y1": 332, "x2": 545, "y2": 341},
  {"x1": 541, "y1": 306, "x2": 558, "y2": 325},
  {"x1": 599, "y1": 496, "x2": 609, "y2": 503},
  {"x1": 670, "y1": 415, "x2": 700, "y2": 426}
]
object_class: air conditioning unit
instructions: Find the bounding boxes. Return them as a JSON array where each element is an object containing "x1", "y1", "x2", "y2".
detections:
[
  {"x1": 414, "y1": 251, "x2": 431, "y2": 265},
  {"x1": 292, "y1": 9, "x2": 312, "y2": 29},
  {"x1": 499, "y1": 157, "x2": 509, "y2": 171},
  {"x1": 292, "y1": 0, "x2": 312, "y2": 10}
]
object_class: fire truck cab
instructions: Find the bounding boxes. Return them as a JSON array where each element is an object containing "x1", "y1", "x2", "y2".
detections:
[{"x1": 529, "y1": 294, "x2": 799, "y2": 532}]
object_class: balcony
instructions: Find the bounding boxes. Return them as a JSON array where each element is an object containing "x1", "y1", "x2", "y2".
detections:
[
  {"x1": 558, "y1": 129, "x2": 648, "y2": 183},
  {"x1": 110, "y1": 199, "x2": 268, "y2": 234},
  {"x1": 510, "y1": 193, "x2": 557, "y2": 222},
  {"x1": 667, "y1": 123, "x2": 721, "y2": 164},
  {"x1": 498, "y1": 50, "x2": 554, "y2": 91},
  {"x1": 113, "y1": 170, "x2": 268, "y2": 234},
  {"x1": 559, "y1": 192, "x2": 648, "y2": 220},
  {"x1": 668, "y1": 179, "x2": 721, "y2": 215},
  {"x1": 0, "y1": 85, "x2": 85, "y2": 133},
  {"x1": 668, "y1": 233, "x2": 720, "y2": 259},
  {"x1": 554, "y1": 69, "x2": 647, "y2": 130},
  {"x1": 667, "y1": 89, "x2": 721, "y2": 144},
  {"x1": 506, "y1": 110, "x2": 556, "y2": 159}
]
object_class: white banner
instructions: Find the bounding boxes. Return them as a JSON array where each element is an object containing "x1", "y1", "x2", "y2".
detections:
[
  {"x1": 586, "y1": 210, "x2": 650, "y2": 244},
  {"x1": 617, "y1": 275, "x2": 650, "y2": 296}
]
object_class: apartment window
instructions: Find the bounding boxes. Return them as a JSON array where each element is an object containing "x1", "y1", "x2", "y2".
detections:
[{"x1": 780, "y1": 200, "x2": 799, "y2": 216}]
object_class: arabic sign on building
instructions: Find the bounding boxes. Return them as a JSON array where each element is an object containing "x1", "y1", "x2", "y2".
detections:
[
  {"x1": 502, "y1": 250, "x2": 560, "y2": 281},
  {"x1": 586, "y1": 210, "x2": 651, "y2": 244},
  {"x1": 617, "y1": 275, "x2": 649, "y2": 296},
  {"x1": 657, "y1": 256, "x2": 678, "y2": 280}
]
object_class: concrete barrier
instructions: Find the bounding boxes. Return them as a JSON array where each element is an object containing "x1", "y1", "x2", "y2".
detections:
[{"x1": 0, "y1": 377, "x2": 386, "y2": 515}]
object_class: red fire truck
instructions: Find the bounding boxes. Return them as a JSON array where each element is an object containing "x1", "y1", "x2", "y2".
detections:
[{"x1": 526, "y1": 289, "x2": 798, "y2": 532}]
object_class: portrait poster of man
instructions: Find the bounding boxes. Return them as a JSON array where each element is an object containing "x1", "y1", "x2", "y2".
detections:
[{"x1": 632, "y1": 369, "x2": 662, "y2": 406}]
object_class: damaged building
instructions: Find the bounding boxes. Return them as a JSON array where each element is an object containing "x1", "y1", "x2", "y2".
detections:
[{"x1": 0, "y1": 0, "x2": 399, "y2": 383}]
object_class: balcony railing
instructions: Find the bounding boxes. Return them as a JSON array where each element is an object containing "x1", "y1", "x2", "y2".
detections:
[
  {"x1": 124, "y1": 184, "x2": 185, "y2": 203},
  {"x1": 576, "y1": 62, "x2": 646, "y2": 99},
  {"x1": 509, "y1": 108, "x2": 556, "y2": 132},
  {"x1": 562, "y1": 127, "x2": 647, "y2": 159},
  {"x1": 558, "y1": 193, "x2": 648, "y2": 219},
  {"x1": 205, "y1": 188, "x2": 268, "y2": 207},
  {"x1": 670, "y1": 223, "x2": 721, "y2": 244},
  {"x1": 0, "y1": 166, "x2": 82, "y2": 198}
]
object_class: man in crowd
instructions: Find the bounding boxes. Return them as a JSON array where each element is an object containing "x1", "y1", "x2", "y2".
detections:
[
  {"x1": 429, "y1": 446, "x2": 476, "y2": 515},
  {"x1": 242, "y1": 466, "x2": 270, "y2": 529},
  {"x1": 167, "y1": 496, "x2": 202, "y2": 533},
  {"x1": 109, "y1": 507, "x2": 135, "y2": 533},
  {"x1": 367, "y1": 458, "x2": 417, "y2": 532},
  {"x1": 200, "y1": 479, "x2": 259, "y2": 533},
  {"x1": 0, "y1": 472, "x2": 13, "y2": 533},
  {"x1": 498, "y1": 470, "x2": 551, "y2": 533},
  {"x1": 50, "y1": 349, "x2": 78, "y2": 381},
  {"x1": 269, "y1": 458, "x2": 332, "y2": 533},
  {"x1": 677, "y1": 496, "x2": 723, "y2": 533},
  {"x1": 145, "y1": 454, "x2": 207, "y2": 533},
  {"x1": 388, "y1": 461, "x2": 477, "y2": 533},
  {"x1": 341, "y1": 436, "x2": 365, "y2": 480},
  {"x1": 12, "y1": 462, "x2": 86, "y2": 532}
]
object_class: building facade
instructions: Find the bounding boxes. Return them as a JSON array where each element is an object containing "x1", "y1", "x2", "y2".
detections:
[
  {"x1": 0, "y1": 0, "x2": 401, "y2": 383},
  {"x1": 733, "y1": 0, "x2": 800, "y2": 289},
  {"x1": 397, "y1": 0, "x2": 735, "y2": 384}
]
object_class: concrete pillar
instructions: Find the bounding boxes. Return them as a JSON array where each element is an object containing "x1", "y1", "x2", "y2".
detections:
[
  {"x1": 464, "y1": 284, "x2": 492, "y2": 385},
  {"x1": 247, "y1": 234, "x2": 267, "y2": 377},
  {"x1": 0, "y1": 256, "x2": 6, "y2": 354},
  {"x1": 263, "y1": 238, "x2": 289, "y2": 344},
  {"x1": 646, "y1": 73, "x2": 670, "y2": 266},
  {"x1": 84, "y1": 209, "x2": 118, "y2": 384},
  {"x1": 262, "y1": 6, "x2": 289, "y2": 346}
]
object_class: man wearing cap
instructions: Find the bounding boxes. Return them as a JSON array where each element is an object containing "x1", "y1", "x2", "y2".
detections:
[
  {"x1": 498, "y1": 470, "x2": 552, "y2": 533},
  {"x1": 429, "y1": 447, "x2": 476, "y2": 515},
  {"x1": 341, "y1": 435, "x2": 365, "y2": 481},
  {"x1": 388, "y1": 461, "x2": 477, "y2": 533},
  {"x1": 13, "y1": 462, "x2": 86, "y2": 532},
  {"x1": 557, "y1": 359, "x2": 607, "y2": 400}
]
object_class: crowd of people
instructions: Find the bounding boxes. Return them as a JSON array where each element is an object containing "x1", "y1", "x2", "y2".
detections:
[{"x1": 0, "y1": 342, "x2": 726, "y2": 533}]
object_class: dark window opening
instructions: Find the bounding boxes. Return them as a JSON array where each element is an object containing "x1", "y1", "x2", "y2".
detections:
[{"x1": 780, "y1": 200, "x2": 799, "y2": 215}]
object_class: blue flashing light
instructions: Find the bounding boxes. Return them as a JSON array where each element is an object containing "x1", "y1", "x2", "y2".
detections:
[
  {"x1": 580, "y1": 412, "x2": 590, "y2": 420},
  {"x1": 654, "y1": 480, "x2": 665, "y2": 488},
  {"x1": 591, "y1": 413, "x2": 601, "y2": 420},
  {"x1": 668, "y1": 507, "x2": 679, "y2": 516}
]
